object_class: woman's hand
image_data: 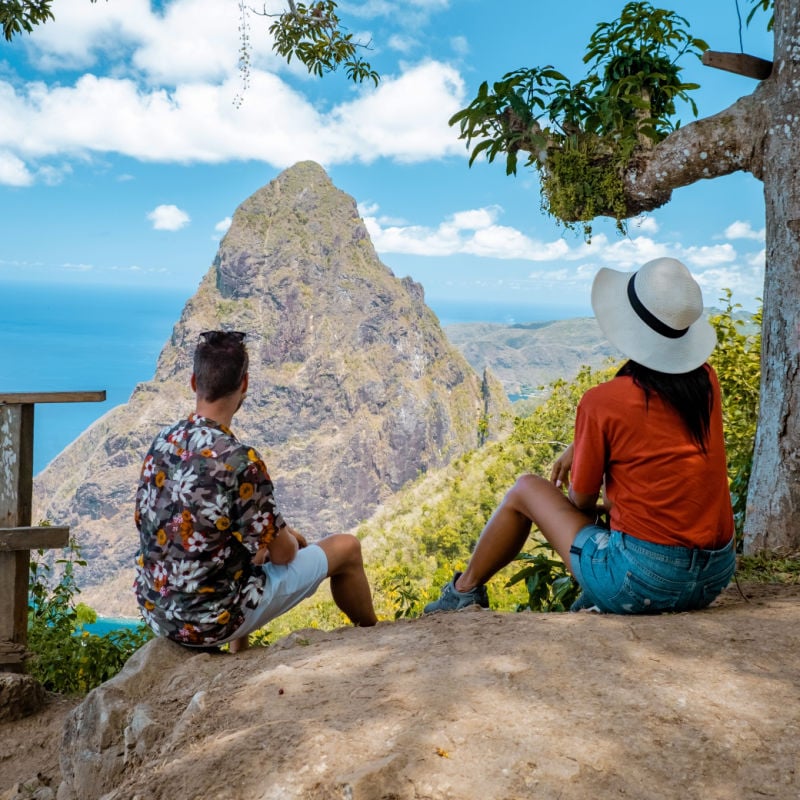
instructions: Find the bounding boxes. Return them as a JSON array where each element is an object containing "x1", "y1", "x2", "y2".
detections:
[{"x1": 550, "y1": 443, "x2": 574, "y2": 489}]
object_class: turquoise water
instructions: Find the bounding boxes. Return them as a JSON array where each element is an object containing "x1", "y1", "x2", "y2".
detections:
[{"x1": 79, "y1": 616, "x2": 144, "y2": 636}]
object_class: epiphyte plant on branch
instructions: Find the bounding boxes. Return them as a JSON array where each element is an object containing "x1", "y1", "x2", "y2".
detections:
[{"x1": 448, "y1": 2, "x2": 707, "y2": 237}]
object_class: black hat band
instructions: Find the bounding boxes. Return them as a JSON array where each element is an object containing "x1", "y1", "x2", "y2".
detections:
[{"x1": 627, "y1": 274, "x2": 689, "y2": 340}]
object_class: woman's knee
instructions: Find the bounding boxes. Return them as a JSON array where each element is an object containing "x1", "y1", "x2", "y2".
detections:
[{"x1": 507, "y1": 473, "x2": 552, "y2": 510}]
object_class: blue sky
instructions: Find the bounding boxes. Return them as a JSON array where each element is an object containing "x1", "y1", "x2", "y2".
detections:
[{"x1": 0, "y1": 0, "x2": 774, "y2": 314}]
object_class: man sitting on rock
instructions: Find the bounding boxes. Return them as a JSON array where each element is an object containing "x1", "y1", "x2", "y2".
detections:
[{"x1": 134, "y1": 330, "x2": 377, "y2": 652}]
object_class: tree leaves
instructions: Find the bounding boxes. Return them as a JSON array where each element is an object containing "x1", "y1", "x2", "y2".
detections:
[
  {"x1": 1, "y1": 0, "x2": 55, "y2": 41},
  {"x1": 265, "y1": 1, "x2": 379, "y2": 86}
]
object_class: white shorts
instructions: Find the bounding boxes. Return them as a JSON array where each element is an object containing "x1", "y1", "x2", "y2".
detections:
[{"x1": 217, "y1": 544, "x2": 329, "y2": 643}]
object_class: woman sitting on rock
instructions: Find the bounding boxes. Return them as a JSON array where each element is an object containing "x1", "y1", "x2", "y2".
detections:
[{"x1": 424, "y1": 257, "x2": 736, "y2": 615}]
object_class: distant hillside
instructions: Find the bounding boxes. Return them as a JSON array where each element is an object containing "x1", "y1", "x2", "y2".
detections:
[{"x1": 444, "y1": 317, "x2": 621, "y2": 400}]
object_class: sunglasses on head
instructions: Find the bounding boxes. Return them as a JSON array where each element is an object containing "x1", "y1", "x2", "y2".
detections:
[{"x1": 199, "y1": 330, "x2": 246, "y2": 345}]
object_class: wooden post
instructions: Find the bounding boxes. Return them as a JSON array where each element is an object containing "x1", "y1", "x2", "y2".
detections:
[{"x1": 0, "y1": 391, "x2": 105, "y2": 672}]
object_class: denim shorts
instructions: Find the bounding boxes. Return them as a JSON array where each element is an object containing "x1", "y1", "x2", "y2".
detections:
[{"x1": 568, "y1": 526, "x2": 735, "y2": 614}]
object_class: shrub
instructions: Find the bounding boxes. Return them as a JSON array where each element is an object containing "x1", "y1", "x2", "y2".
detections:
[{"x1": 27, "y1": 537, "x2": 152, "y2": 694}]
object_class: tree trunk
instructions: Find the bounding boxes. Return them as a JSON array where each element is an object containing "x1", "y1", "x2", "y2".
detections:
[{"x1": 742, "y1": 0, "x2": 800, "y2": 553}]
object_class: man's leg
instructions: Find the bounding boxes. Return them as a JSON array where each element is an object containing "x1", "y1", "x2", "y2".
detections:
[
  {"x1": 455, "y1": 474, "x2": 592, "y2": 592},
  {"x1": 228, "y1": 634, "x2": 250, "y2": 654},
  {"x1": 316, "y1": 534, "x2": 378, "y2": 627}
]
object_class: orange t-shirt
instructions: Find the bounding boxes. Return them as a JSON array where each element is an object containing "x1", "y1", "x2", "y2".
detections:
[{"x1": 571, "y1": 365, "x2": 734, "y2": 549}]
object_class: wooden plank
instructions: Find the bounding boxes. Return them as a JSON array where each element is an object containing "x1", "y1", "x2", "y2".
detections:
[
  {"x1": 0, "y1": 640, "x2": 27, "y2": 664},
  {"x1": 0, "y1": 391, "x2": 106, "y2": 405},
  {"x1": 702, "y1": 51, "x2": 772, "y2": 80},
  {"x1": 0, "y1": 527, "x2": 70, "y2": 551},
  {"x1": 0, "y1": 404, "x2": 34, "y2": 651},
  {"x1": 0, "y1": 553, "x2": 28, "y2": 644}
]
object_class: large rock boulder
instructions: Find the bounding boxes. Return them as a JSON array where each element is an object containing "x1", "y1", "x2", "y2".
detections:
[{"x1": 57, "y1": 590, "x2": 800, "y2": 800}]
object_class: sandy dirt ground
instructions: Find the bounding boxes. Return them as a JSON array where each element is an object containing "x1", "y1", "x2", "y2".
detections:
[{"x1": 1, "y1": 581, "x2": 799, "y2": 800}]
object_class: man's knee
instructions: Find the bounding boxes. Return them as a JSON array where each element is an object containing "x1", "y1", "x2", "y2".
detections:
[{"x1": 317, "y1": 533, "x2": 364, "y2": 574}]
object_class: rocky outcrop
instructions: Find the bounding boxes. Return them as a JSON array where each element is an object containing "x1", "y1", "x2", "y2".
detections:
[
  {"x1": 32, "y1": 161, "x2": 510, "y2": 616},
  {"x1": 55, "y1": 589, "x2": 800, "y2": 800}
]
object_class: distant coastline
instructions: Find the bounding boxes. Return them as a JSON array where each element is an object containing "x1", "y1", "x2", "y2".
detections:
[{"x1": 0, "y1": 280, "x2": 590, "y2": 474}]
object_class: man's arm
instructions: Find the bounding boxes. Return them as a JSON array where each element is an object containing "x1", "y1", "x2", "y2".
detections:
[{"x1": 264, "y1": 524, "x2": 299, "y2": 565}]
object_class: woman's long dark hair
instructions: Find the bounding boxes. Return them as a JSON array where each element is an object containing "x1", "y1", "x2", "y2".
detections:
[{"x1": 616, "y1": 360, "x2": 713, "y2": 452}]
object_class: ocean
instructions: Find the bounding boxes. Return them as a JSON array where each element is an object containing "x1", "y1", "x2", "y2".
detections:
[
  {"x1": 2, "y1": 280, "x2": 586, "y2": 632},
  {"x1": 0, "y1": 280, "x2": 587, "y2": 473},
  {"x1": 0, "y1": 281, "x2": 188, "y2": 473}
]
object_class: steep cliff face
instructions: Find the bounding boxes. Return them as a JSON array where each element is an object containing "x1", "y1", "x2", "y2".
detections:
[{"x1": 33, "y1": 161, "x2": 510, "y2": 615}]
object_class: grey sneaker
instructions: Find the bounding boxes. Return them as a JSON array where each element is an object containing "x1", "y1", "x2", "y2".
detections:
[{"x1": 423, "y1": 572, "x2": 489, "y2": 613}]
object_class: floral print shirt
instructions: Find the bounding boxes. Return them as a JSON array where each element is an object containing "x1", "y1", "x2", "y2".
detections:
[{"x1": 134, "y1": 413, "x2": 284, "y2": 646}]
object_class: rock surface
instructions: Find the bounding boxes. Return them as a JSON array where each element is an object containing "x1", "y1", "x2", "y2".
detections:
[
  {"x1": 32, "y1": 161, "x2": 510, "y2": 616},
  {"x1": 0, "y1": 674, "x2": 45, "y2": 723},
  {"x1": 47, "y1": 584, "x2": 800, "y2": 800}
]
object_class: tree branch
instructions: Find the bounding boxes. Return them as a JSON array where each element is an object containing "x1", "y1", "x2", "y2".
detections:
[
  {"x1": 615, "y1": 87, "x2": 768, "y2": 217},
  {"x1": 503, "y1": 85, "x2": 769, "y2": 222}
]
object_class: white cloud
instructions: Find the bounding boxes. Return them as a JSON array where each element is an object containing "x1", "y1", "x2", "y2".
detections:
[
  {"x1": 36, "y1": 163, "x2": 73, "y2": 186},
  {"x1": 342, "y1": 0, "x2": 449, "y2": 21},
  {"x1": 214, "y1": 216, "x2": 232, "y2": 233},
  {"x1": 0, "y1": 151, "x2": 33, "y2": 186},
  {"x1": 694, "y1": 264, "x2": 764, "y2": 304},
  {"x1": 724, "y1": 220, "x2": 765, "y2": 241},
  {"x1": 682, "y1": 243, "x2": 737, "y2": 268},
  {"x1": 364, "y1": 205, "x2": 569, "y2": 260},
  {"x1": 585, "y1": 235, "x2": 670, "y2": 270},
  {"x1": 328, "y1": 61, "x2": 465, "y2": 163},
  {"x1": 23, "y1": 0, "x2": 279, "y2": 84},
  {"x1": 62, "y1": 262, "x2": 94, "y2": 272},
  {"x1": 450, "y1": 36, "x2": 469, "y2": 56},
  {"x1": 357, "y1": 201, "x2": 380, "y2": 217},
  {"x1": 387, "y1": 34, "x2": 418, "y2": 53},
  {"x1": 631, "y1": 216, "x2": 659, "y2": 234},
  {"x1": 147, "y1": 204, "x2": 190, "y2": 231},
  {"x1": 747, "y1": 248, "x2": 766, "y2": 268},
  {"x1": 0, "y1": 60, "x2": 464, "y2": 174},
  {"x1": 450, "y1": 207, "x2": 499, "y2": 229}
]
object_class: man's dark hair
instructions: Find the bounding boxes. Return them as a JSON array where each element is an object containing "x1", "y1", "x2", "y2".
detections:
[
  {"x1": 616, "y1": 360, "x2": 713, "y2": 452},
  {"x1": 194, "y1": 331, "x2": 249, "y2": 402}
]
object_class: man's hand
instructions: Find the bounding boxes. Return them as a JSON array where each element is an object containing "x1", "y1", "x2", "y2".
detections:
[
  {"x1": 266, "y1": 524, "x2": 300, "y2": 566},
  {"x1": 287, "y1": 526, "x2": 308, "y2": 549},
  {"x1": 550, "y1": 443, "x2": 574, "y2": 489}
]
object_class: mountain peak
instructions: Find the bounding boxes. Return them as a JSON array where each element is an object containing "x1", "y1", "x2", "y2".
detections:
[{"x1": 34, "y1": 162, "x2": 511, "y2": 616}]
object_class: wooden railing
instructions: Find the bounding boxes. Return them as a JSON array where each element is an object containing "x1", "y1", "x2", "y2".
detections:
[{"x1": 0, "y1": 391, "x2": 105, "y2": 672}]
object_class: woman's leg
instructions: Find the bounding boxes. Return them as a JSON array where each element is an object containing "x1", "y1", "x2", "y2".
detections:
[{"x1": 456, "y1": 474, "x2": 593, "y2": 592}]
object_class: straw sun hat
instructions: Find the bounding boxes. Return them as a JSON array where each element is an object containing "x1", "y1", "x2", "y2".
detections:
[{"x1": 591, "y1": 257, "x2": 717, "y2": 374}]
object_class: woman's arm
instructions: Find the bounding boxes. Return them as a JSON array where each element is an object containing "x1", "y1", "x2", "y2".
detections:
[{"x1": 568, "y1": 486, "x2": 599, "y2": 515}]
